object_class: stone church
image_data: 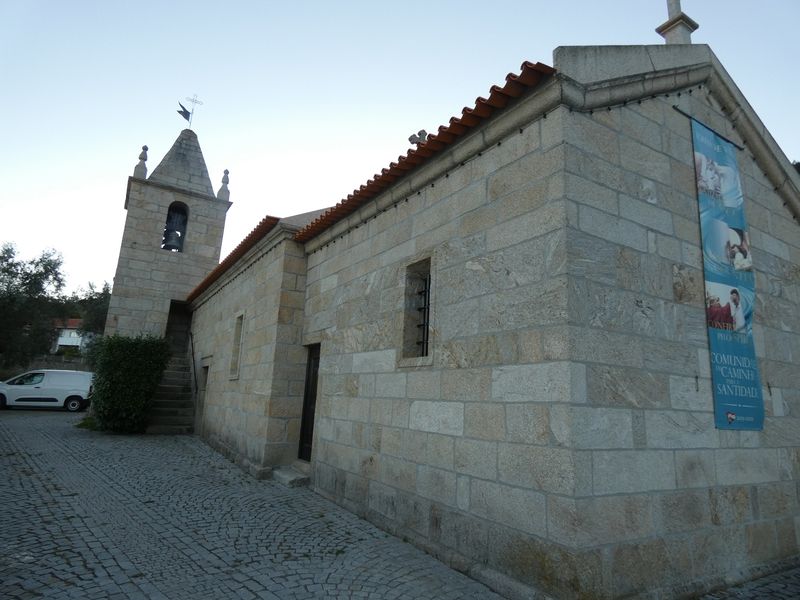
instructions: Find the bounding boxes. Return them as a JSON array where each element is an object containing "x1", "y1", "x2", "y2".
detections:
[{"x1": 105, "y1": 8, "x2": 800, "y2": 599}]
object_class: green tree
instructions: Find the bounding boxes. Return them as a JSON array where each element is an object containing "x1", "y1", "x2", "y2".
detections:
[
  {"x1": 69, "y1": 282, "x2": 111, "y2": 336},
  {"x1": 0, "y1": 243, "x2": 67, "y2": 367}
]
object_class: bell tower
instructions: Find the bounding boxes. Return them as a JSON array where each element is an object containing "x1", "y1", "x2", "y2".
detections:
[{"x1": 105, "y1": 129, "x2": 231, "y2": 338}]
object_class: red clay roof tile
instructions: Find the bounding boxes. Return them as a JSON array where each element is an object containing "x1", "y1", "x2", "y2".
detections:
[{"x1": 54, "y1": 318, "x2": 83, "y2": 329}]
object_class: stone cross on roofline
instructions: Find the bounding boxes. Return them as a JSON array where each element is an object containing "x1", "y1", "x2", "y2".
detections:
[{"x1": 656, "y1": 0, "x2": 699, "y2": 44}]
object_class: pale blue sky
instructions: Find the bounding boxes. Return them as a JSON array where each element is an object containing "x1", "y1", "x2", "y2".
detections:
[{"x1": 1, "y1": 1, "x2": 797, "y2": 292}]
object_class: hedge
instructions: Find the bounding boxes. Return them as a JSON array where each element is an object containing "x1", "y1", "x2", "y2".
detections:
[{"x1": 88, "y1": 335, "x2": 170, "y2": 433}]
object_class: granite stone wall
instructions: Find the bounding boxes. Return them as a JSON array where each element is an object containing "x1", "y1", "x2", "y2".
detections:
[
  {"x1": 185, "y1": 49, "x2": 800, "y2": 598},
  {"x1": 106, "y1": 179, "x2": 228, "y2": 337},
  {"x1": 190, "y1": 230, "x2": 308, "y2": 478},
  {"x1": 301, "y1": 109, "x2": 592, "y2": 595},
  {"x1": 296, "y1": 80, "x2": 800, "y2": 598},
  {"x1": 556, "y1": 89, "x2": 800, "y2": 596}
]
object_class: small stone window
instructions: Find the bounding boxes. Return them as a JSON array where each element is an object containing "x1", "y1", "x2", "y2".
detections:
[
  {"x1": 229, "y1": 313, "x2": 244, "y2": 379},
  {"x1": 162, "y1": 202, "x2": 188, "y2": 252},
  {"x1": 403, "y1": 258, "x2": 432, "y2": 358}
]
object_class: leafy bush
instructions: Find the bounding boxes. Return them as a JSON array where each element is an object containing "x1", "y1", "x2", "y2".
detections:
[{"x1": 89, "y1": 334, "x2": 170, "y2": 433}]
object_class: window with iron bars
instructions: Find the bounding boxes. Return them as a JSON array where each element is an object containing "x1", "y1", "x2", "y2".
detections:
[
  {"x1": 229, "y1": 313, "x2": 244, "y2": 379},
  {"x1": 403, "y1": 258, "x2": 431, "y2": 358}
]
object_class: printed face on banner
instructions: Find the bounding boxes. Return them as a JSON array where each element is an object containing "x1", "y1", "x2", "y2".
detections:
[{"x1": 692, "y1": 120, "x2": 763, "y2": 430}]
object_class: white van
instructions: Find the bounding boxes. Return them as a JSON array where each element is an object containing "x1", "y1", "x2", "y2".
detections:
[{"x1": 0, "y1": 370, "x2": 94, "y2": 412}]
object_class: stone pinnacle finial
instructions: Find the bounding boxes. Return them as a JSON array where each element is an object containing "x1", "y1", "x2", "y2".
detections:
[
  {"x1": 133, "y1": 145, "x2": 148, "y2": 178},
  {"x1": 656, "y1": 0, "x2": 698, "y2": 44},
  {"x1": 217, "y1": 169, "x2": 230, "y2": 201}
]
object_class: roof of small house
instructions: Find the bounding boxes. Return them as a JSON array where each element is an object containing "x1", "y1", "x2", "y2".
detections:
[{"x1": 53, "y1": 318, "x2": 83, "y2": 330}]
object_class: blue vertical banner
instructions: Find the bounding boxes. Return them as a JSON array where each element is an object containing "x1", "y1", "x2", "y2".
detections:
[{"x1": 692, "y1": 119, "x2": 763, "y2": 429}]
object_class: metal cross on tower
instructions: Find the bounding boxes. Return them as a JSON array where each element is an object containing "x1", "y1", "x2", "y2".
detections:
[
  {"x1": 184, "y1": 94, "x2": 203, "y2": 127},
  {"x1": 178, "y1": 94, "x2": 204, "y2": 127}
]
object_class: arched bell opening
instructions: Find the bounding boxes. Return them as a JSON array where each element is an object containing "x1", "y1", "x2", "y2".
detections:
[{"x1": 162, "y1": 202, "x2": 189, "y2": 252}]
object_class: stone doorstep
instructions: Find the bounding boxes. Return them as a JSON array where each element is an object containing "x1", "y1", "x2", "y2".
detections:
[
  {"x1": 271, "y1": 465, "x2": 310, "y2": 488},
  {"x1": 292, "y1": 459, "x2": 311, "y2": 475}
]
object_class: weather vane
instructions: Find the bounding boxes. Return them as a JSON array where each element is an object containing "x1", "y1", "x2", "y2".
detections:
[{"x1": 177, "y1": 94, "x2": 204, "y2": 127}]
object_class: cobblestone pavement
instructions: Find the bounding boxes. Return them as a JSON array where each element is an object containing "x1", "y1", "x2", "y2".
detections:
[
  {"x1": 697, "y1": 565, "x2": 800, "y2": 599},
  {"x1": 0, "y1": 411, "x2": 502, "y2": 600},
  {"x1": 3, "y1": 411, "x2": 800, "y2": 600}
]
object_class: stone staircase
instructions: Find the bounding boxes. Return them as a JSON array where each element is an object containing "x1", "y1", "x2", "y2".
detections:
[{"x1": 146, "y1": 355, "x2": 194, "y2": 434}]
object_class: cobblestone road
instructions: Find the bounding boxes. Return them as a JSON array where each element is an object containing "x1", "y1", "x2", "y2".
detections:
[
  {"x1": 3, "y1": 411, "x2": 800, "y2": 600},
  {"x1": 0, "y1": 411, "x2": 502, "y2": 600},
  {"x1": 697, "y1": 566, "x2": 800, "y2": 600}
]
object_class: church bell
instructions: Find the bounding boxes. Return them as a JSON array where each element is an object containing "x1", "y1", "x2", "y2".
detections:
[{"x1": 162, "y1": 229, "x2": 182, "y2": 251}]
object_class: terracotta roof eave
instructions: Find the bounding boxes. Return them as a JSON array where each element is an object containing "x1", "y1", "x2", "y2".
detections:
[
  {"x1": 293, "y1": 60, "x2": 555, "y2": 244},
  {"x1": 434, "y1": 129, "x2": 458, "y2": 144},
  {"x1": 468, "y1": 102, "x2": 493, "y2": 118},
  {"x1": 447, "y1": 119, "x2": 468, "y2": 135},
  {"x1": 458, "y1": 112, "x2": 482, "y2": 127}
]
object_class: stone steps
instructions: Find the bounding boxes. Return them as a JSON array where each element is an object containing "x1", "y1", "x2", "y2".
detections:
[
  {"x1": 149, "y1": 414, "x2": 194, "y2": 425},
  {"x1": 153, "y1": 387, "x2": 191, "y2": 400},
  {"x1": 146, "y1": 355, "x2": 194, "y2": 435},
  {"x1": 152, "y1": 398, "x2": 193, "y2": 409},
  {"x1": 146, "y1": 424, "x2": 193, "y2": 435},
  {"x1": 151, "y1": 406, "x2": 194, "y2": 417}
]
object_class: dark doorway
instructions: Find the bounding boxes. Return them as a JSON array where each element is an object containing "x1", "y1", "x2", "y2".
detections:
[
  {"x1": 165, "y1": 301, "x2": 192, "y2": 354},
  {"x1": 298, "y1": 344, "x2": 320, "y2": 462}
]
